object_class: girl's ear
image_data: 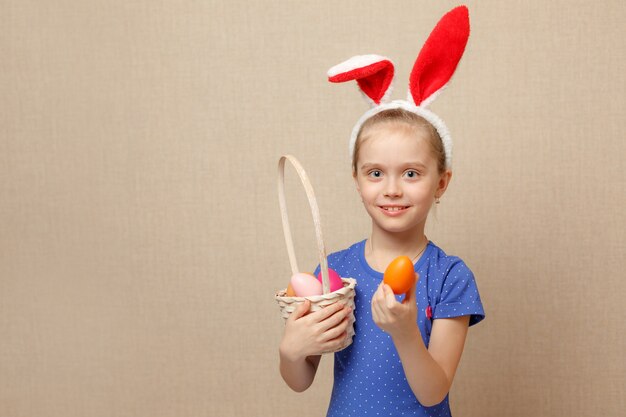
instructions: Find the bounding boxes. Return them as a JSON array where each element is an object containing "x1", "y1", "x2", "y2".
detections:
[
  {"x1": 436, "y1": 170, "x2": 452, "y2": 198},
  {"x1": 353, "y1": 171, "x2": 361, "y2": 193},
  {"x1": 328, "y1": 55, "x2": 395, "y2": 107},
  {"x1": 408, "y1": 5, "x2": 470, "y2": 108}
]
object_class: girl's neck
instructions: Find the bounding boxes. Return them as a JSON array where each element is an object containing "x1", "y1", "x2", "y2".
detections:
[{"x1": 364, "y1": 225, "x2": 428, "y2": 273}]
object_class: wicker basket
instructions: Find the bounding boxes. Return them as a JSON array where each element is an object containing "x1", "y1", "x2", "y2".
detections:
[{"x1": 275, "y1": 155, "x2": 356, "y2": 353}]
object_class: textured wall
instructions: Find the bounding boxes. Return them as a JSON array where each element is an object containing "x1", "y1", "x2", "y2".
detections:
[{"x1": 1, "y1": 1, "x2": 625, "y2": 416}]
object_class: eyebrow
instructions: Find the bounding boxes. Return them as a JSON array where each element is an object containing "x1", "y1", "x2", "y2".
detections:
[
  {"x1": 359, "y1": 163, "x2": 378, "y2": 171},
  {"x1": 359, "y1": 162, "x2": 427, "y2": 171}
]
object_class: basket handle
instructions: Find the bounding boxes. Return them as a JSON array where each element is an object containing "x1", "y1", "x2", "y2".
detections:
[{"x1": 277, "y1": 155, "x2": 331, "y2": 295}]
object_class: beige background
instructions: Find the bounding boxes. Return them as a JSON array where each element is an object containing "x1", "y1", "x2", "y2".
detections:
[{"x1": 1, "y1": 1, "x2": 625, "y2": 416}]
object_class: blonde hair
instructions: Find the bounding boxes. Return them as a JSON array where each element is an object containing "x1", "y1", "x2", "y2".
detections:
[{"x1": 352, "y1": 108, "x2": 446, "y2": 175}]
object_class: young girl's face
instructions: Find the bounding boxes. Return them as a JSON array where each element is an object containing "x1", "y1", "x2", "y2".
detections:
[{"x1": 353, "y1": 122, "x2": 451, "y2": 236}]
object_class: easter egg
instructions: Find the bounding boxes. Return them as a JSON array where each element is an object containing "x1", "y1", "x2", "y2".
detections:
[
  {"x1": 316, "y1": 268, "x2": 343, "y2": 292},
  {"x1": 290, "y1": 272, "x2": 323, "y2": 297},
  {"x1": 285, "y1": 282, "x2": 296, "y2": 297},
  {"x1": 383, "y1": 256, "x2": 416, "y2": 295}
]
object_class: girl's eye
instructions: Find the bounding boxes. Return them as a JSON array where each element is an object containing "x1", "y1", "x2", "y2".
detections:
[
  {"x1": 404, "y1": 170, "x2": 420, "y2": 179},
  {"x1": 368, "y1": 170, "x2": 382, "y2": 178}
]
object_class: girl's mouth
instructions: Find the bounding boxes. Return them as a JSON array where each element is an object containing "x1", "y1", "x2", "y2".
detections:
[{"x1": 379, "y1": 205, "x2": 410, "y2": 216}]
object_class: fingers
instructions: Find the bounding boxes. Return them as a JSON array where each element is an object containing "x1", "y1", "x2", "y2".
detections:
[
  {"x1": 283, "y1": 300, "x2": 353, "y2": 356},
  {"x1": 371, "y1": 301, "x2": 380, "y2": 323},
  {"x1": 371, "y1": 295, "x2": 386, "y2": 323},
  {"x1": 316, "y1": 304, "x2": 352, "y2": 333},
  {"x1": 308, "y1": 301, "x2": 347, "y2": 323},
  {"x1": 311, "y1": 303, "x2": 352, "y2": 351},
  {"x1": 288, "y1": 299, "x2": 311, "y2": 322},
  {"x1": 382, "y1": 284, "x2": 397, "y2": 310},
  {"x1": 321, "y1": 330, "x2": 349, "y2": 352},
  {"x1": 371, "y1": 283, "x2": 389, "y2": 323},
  {"x1": 321, "y1": 316, "x2": 351, "y2": 350},
  {"x1": 372, "y1": 282, "x2": 408, "y2": 319},
  {"x1": 402, "y1": 275, "x2": 418, "y2": 305},
  {"x1": 373, "y1": 281, "x2": 386, "y2": 302},
  {"x1": 319, "y1": 316, "x2": 351, "y2": 343}
]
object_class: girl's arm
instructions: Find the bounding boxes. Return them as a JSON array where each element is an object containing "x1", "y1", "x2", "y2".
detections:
[
  {"x1": 279, "y1": 352, "x2": 321, "y2": 393},
  {"x1": 279, "y1": 300, "x2": 352, "y2": 392},
  {"x1": 371, "y1": 279, "x2": 470, "y2": 406},
  {"x1": 392, "y1": 315, "x2": 469, "y2": 406}
]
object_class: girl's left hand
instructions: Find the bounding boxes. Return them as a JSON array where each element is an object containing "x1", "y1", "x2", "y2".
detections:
[{"x1": 371, "y1": 274, "x2": 419, "y2": 338}]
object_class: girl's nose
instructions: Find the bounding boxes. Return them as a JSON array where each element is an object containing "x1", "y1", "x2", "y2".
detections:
[{"x1": 383, "y1": 178, "x2": 402, "y2": 197}]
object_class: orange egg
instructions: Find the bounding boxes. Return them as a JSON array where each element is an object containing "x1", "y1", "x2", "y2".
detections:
[{"x1": 383, "y1": 256, "x2": 416, "y2": 294}]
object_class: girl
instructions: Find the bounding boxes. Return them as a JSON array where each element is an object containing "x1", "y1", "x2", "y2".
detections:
[{"x1": 279, "y1": 6, "x2": 485, "y2": 416}]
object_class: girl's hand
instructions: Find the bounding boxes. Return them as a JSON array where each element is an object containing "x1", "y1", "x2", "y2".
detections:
[
  {"x1": 279, "y1": 300, "x2": 352, "y2": 362},
  {"x1": 371, "y1": 273, "x2": 419, "y2": 339}
]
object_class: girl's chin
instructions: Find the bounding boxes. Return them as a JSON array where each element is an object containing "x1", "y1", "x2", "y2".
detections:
[
  {"x1": 367, "y1": 212, "x2": 428, "y2": 234},
  {"x1": 372, "y1": 220, "x2": 422, "y2": 235}
]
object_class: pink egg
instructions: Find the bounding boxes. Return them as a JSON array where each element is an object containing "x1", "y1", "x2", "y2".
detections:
[
  {"x1": 316, "y1": 268, "x2": 343, "y2": 292},
  {"x1": 290, "y1": 273, "x2": 323, "y2": 297}
]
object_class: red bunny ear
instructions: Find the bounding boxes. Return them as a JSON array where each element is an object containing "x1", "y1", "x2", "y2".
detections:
[
  {"x1": 409, "y1": 5, "x2": 470, "y2": 106},
  {"x1": 328, "y1": 55, "x2": 395, "y2": 105}
]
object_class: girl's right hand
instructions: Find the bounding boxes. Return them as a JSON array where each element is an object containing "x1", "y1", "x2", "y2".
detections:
[{"x1": 279, "y1": 300, "x2": 352, "y2": 362}]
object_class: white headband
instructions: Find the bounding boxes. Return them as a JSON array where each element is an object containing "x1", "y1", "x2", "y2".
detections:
[{"x1": 327, "y1": 5, "x2": 470, "y2": 169}]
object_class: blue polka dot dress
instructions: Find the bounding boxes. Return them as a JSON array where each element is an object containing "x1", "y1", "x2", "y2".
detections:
[{"x1": 316, "y1": 240, "x2": 485, "y2": 417}]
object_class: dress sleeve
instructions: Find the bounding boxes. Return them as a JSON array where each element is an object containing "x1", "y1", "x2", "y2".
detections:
[{"x1": 433, "y1": 259, "x2": 485, "y2": 326}]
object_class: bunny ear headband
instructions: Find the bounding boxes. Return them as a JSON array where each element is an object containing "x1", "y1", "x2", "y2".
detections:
[{"x1": 328, "y1": 5, "x2": 470, "y2": 169}]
